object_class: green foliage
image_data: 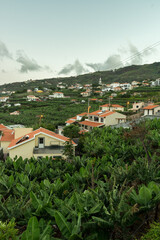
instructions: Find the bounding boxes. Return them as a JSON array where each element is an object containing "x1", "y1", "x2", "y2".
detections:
[
  {"x1": 19, "y1": 216, "x2": 52, "y2": 240},
  {"x1": 0, "y1": 119, "x2": 160, "y2": 239},
  {"x1": 140, "y1": 222, "x2": 160, "y2": 240},
  {"x1": 0, "y1": 220, "x2": 18, "y2": 240},
  {"x1": 63, "y1": 124, "x2": 80, "y2": 139}
]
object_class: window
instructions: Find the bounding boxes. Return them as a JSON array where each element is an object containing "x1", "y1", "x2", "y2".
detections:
[
  {"x1": 39, "y1": 138, "x2": 44, "y2": 144},
  {"x1": 101, "y1": 118, "x2": 104, "y2": 122}
]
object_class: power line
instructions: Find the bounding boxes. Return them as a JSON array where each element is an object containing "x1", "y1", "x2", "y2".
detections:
[{"x1": 110, "y1": 40, "x2": 160, "y2": 70}]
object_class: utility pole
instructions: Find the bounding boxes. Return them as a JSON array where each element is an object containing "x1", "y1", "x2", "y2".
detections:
[
  {"x1": 109, "y1": 97, "x2": 111, "y2": 111},
  {"x1": 88, "y1": 98, "x2": 90, "y2": 118}
]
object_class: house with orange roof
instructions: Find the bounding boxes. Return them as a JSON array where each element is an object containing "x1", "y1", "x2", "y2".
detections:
[
  {"x1": 79, "y1": 110, "x2": 126, "y2": 131},
  {"x1": 65, "y1": 112, "x2": 88, "y2": 126},
  {"x1": 7, "y1": 127, "x2": 77, "y2": 159},
  {"x1": 0, "y1": 96, "x2": 9, "y2": 102},
  {"x1": 52, "y1": 92, "x2": 64, "y2": 98},
  {"x1": 0, "y1": 125, "x2": 33, "y2": 157},
  {"x1": 27, "y1": 95, "x2": 39, "y2": 101},
  {"x1": 100, "y1": 104, "x2": 124, "y2": 112},
  {"x1": 80, "y1": 91, "x2": 91, "y2": 97},
  {"x1": 10, "y1": 111, "x2": 20, "y2": 116},
  {"x1": 143, "y1": 105, "x2": 160, "y2": 116},
  {"x1": 114, "y1": 87, "x2": 122, "y2": 92}
]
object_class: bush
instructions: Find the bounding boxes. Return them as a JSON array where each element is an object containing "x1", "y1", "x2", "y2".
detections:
[
  {"x1": 140, "y1": 222, "x2": 160, "y2": 240},
  {"x1": 0, "y1": 220, "x2": 18, "y2": 240}
]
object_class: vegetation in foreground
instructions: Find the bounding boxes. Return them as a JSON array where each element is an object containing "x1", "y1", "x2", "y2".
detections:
[{"x1": 0, "y1": 119, "x2": 160, "y2": 239}]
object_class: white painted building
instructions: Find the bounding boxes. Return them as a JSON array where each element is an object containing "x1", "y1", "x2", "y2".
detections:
[
  {"x1": 143, "y1": 105, "x2": 160, "y2": 116},
  {"x1": 52, "y1": 92, "x2": 64, "y2": 98}
]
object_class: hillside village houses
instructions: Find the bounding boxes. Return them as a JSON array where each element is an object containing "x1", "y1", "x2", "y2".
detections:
[
  {"x1": 27, "y1": 95, "x2": 39, "y2": 101},
  {"x1": 0, "y1": 96, "x2": 9, "y2": 102},
  {"x1": 0, "y1": 125, "x2": 76, "y2": 159},
  {"x1": 79, "y1": 110, "x2": 126, "y2": 131},
  {"x1": 66, "y1": 103, "x2": 126, "y2": 131},
  {"x1": 52, "y1": 92, "x2": 64, "y2": 98},
  {"x1": 10, "y1": 111, "x2": 20, "y2": 116},
  {"x1": 130, "y1": 102, "x2": 145, "y2": 111},
  {"x1": 143, "y1": 104, "x2": 160, "y2": 116},
  {"x1": 100, "y1": 104, "x2": 124, "y2": 112}
]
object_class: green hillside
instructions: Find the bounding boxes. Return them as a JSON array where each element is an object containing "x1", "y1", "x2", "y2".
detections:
[{"x1": 1, "y1": 62, "x2": 160, "y2": 91}]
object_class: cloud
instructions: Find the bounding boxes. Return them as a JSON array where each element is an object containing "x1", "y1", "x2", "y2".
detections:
[
  {"x1": 1, "y1": 69, "x2": 6, "y2": 73},
  {"x1": 16, "y1": 50, "x2": 42, "y2": 73},
  {"x1": 0, "y1": 41, "x2": 12, "y2": 60},
  {"x1": 59, "y1": 59, "x2": 87, "y2": 75},
  {"x1": 86, "y1": 43, "x2": 157, "y2": 72},
  {"x1": 86, "y1": 55, "x2": 123, "y2": 71}
]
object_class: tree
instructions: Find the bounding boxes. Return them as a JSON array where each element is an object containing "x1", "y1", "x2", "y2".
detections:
[{"x1": 62, "y1": 125, "x2": 80, "y2": 139}]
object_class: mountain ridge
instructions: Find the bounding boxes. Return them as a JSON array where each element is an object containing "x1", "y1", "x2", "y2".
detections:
[{"x1": 1, "y1": 62, "x2": 160, "y2": 91}]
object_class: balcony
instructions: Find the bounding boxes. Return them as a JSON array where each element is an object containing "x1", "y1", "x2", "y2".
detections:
[{"x1": 33, "y1": 145, "x2": 64, "y2": 155}]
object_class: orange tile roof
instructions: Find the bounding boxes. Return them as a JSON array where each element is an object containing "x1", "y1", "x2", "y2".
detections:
[
  {"x1": 89, "y1": 110, "x2": 105, "y2": 116},
  {"x1": 8, "y1": 127, "x2": 76, "y2": 149},
  {"x1": 100, "y1": 104, "x2": 124, "y2": 108},
  {"x1": 1, "y1": 129, "x2": 15, "y2": 142},
  {"x1": 100, "y1": 111, "x2": 115, "y2": 117},
  {"x1": 65, "y1": 119, "x2": 76, "y2": 124},
  {"x1": 79, "y1": 120, "x2": 104, "y2": 127},
  {"x1": 0, "y1": 124, "x2": 7, "y2": 130},
  {"x1": 77, "y1": 112, "x2": 87, "y2": 116},
  {"x1": 143, "y1": 105, "x2": 159, "y2": 110}
]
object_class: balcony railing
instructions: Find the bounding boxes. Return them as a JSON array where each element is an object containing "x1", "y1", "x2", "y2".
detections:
[{"x1": 33, "y1": 145, "x2": 64, "y2": 155}]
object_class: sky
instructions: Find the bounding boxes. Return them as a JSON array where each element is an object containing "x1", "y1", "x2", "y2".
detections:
[{"x1": 0, "y1": 0, "x2": 160, "y2": 84}]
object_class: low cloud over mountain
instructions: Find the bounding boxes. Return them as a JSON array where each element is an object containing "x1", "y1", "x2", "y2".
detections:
[
  {"x1": 16, "y1": 50, "x2": 42, "y2": 73},
  {"x1": 0, "y1": 41, "x2": 12, "y2": 60},
  {"x1": 59, "y1": 43, "x2": 157, "y2": 75}
]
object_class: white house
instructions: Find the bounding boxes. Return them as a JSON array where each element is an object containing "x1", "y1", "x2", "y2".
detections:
[
  {"x1": 131, "y1": 102, "x2": 144, "y2": 111},
  {"x1": 0, "y1": 96, "x2": 9, "y2": 102},
  {"x1": 143, "y1": 105, "x2": 160, "y2": 116},
  {"x1": 120, "y1": 83, "x2": 132, "y2": 90},
  {"x1": 65, "y1": 112, "x2": 88, "y2": 126},
  {"x1": 10, "y1": 111, "x2": 20, "y2": 116},
  {"x1": 79, "y1": 110, "x2": 126, "y2": 131},
  {"x1": 52, "y1": 92, "x2": 64, "y2": 98},
  {"x1": 110, "y1": 82, "x2": 120, "y2": 89},
  {"x1": 100, "y1": 104, "x2": 124, "y2": 112},
  {"x1": 27, "y1": 95, "x2": 39, "y2": 101}
]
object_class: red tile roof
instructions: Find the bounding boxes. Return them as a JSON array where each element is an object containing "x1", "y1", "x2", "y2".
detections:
[
  {"x1": 79, "y1": 120, "x2": 104, "y2": 127},
  {"x1": 71, "y1": 116, "x2": 77, "y2": 120},
  {"x1": 89, "y1": 110, "x2": 115, "y2": 117},
  {"x1": 0, "y1": 124, "x2": 7, "y2": 130},
  {"x1": 65, "y1": 119, "x2": 76, "y2": 124},
  {"x1": 100, "y1": 104, "x2": 124, "y2": 108},
  {"x1": 1, "y1": 129, "x2": 14, "y2": 142},
  {"x1": 143, "y1": 105, "x2": 159, "y2": 110},
  {"x1": 8, "y1": 127, "x2": 76, "y2": 149},
  {"x1": 0, "y1": 124, "x2": 14, "y2": 142},
  {"x1": 100, "y1": 111, "x2": 115, "y2": 117}
]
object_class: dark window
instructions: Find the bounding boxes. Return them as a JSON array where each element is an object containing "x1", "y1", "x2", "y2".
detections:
[{"x1": 39, "y1": 138, "x2": 44, "y2": 144}]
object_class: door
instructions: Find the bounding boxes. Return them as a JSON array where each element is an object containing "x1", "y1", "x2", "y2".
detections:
[{"x1": 38, "y1": 137, "x2": 44, "y2": 148}]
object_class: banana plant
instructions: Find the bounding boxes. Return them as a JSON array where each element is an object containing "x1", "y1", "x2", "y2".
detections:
[
  {"x1": 18, "y1": 216, "x2": 53, "y2": 240},
  {"x1": 54, "y1": 211, "x2": 82, "y2": 240}
]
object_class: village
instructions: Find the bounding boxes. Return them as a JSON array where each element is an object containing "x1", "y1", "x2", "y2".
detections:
[{"x1": 0, "y1": 77, "x2": 160, "y2": 161}]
